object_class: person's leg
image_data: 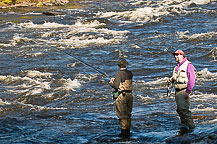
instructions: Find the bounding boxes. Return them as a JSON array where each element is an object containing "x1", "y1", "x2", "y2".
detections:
[{"x1": 176, "y1": 90, "x2": 195, "y2": 129}]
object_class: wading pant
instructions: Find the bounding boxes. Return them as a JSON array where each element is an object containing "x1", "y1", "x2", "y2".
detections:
[
  {"x1": 115, "y1": 92, "x2": 133, "y2": 130},
  {"x1": 175, "y1": 89, "x2": 195, "y2": 129}
]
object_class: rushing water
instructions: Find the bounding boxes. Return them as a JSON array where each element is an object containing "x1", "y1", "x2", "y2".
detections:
[{"x1": 0, "y1": 0, "x2": 216, "y2": 143}]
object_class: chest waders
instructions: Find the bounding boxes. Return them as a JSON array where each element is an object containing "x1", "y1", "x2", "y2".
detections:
[{"x1": 115, "y1": 79, "x2": 133, "y2": 138}]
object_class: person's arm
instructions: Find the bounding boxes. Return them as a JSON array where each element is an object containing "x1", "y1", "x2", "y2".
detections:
[
  {"x1": 186, "y1": 63, "x2": 196, "y2": 94},
  {"x1": 109, "y1": 72, "x2": 121, "y2": 90}
]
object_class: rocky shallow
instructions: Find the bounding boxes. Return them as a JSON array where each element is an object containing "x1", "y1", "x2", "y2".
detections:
[{"x1": 0, "y1": 0, "x2": 69, "y2": 9}]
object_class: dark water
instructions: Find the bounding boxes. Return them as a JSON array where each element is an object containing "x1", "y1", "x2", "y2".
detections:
[{"x1": 0, "y1": 0, "x2": 216, "y2": 143}]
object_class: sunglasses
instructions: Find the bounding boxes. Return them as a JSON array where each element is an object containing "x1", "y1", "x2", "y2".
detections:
[{"x1": 174, "y1": 53, "x2": 180, "y2": 56}]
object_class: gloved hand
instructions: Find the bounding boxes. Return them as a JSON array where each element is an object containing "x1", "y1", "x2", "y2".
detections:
[
  {"x1": 109, "y1": 78, "x2": 115, "y2": 84},
  {"x1": 184, "y1": 93, "x2": 189, "y2": 99},
  {"x1": 167, "y1": 78, "x2": 173, "y2": 84}
]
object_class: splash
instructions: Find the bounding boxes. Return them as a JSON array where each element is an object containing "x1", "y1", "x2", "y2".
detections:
[
  {"x1": 54, "y1": 78, "x2": 81, "y2": 91},
  {"x1": 10, "y1": 34, "x2": 36, "y2": 46}
]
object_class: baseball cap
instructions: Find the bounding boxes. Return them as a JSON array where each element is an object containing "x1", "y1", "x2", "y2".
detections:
[{"x1": 172, "y1": 50, "x2": 184, "y2": 55}]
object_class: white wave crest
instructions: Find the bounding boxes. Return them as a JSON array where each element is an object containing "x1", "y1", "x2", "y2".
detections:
[
  {"x1": 192, "y1": 92, "x2": 217, "y2": 101},
  {"x1": 54, "y1": 78, "x2": 81, "y2": 91},
  {"x1": 177, "y1": 31, "x2": 217, "y2": 40},
  {"x1": 19, "y1": 21, "x2": 70, "y2": 29},
  {"x1": 25, "y1": 70, "x2": 52, "y2": 78},
  {"x1": 98, "y1": 0, "x2": 213, "y2": 23},
  {"x1": 46, "y1": 20, "x2": 130, "y2": 48},
  {"x1": 0, "y1": 70, "x2": 81, "y2": 98},
  {"x1": 197, "y1": 68, "x2": 217, "y2": 80}
]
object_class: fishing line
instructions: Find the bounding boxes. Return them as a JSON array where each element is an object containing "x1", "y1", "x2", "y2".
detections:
[{"x1": 53, "y1": 47, "x2": 111, "y2": 79}]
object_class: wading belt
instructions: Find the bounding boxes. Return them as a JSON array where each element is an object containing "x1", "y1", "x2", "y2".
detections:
[
  {"x1": 113, "y1": 90, "x2": 132, "y2": 99},
  {"x1": 175, "y1": 88, "x2": 186, "y2": 92},
  {"x1": 120, "y1": 90, "x2": 132, "y2": 93},
  {"x1": 119, "y1": 90, "x2": 132, "y2": 96}
]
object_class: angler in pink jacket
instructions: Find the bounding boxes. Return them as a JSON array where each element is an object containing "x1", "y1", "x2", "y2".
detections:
[{"x1": 168, "y1": 50, "x2": 196, "y2": 134}]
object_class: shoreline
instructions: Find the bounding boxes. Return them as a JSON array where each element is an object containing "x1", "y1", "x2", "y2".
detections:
[{"x1": 0, "y1": 0, "x2": 69, "y2": 9}]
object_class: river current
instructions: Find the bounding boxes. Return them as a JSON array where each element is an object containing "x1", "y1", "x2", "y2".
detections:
[{"x1": 0, "y1": 0, "x2": 216, "y2": 143}]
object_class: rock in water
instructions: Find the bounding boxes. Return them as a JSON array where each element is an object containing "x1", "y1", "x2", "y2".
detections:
[{"x1": 42, "y1": 11, "x2": 65, "y2": 16}]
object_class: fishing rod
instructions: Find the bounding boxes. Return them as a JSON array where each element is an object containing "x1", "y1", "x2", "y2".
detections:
[
  {"x1": 167, "y1": 54, "x2": 172, "y2": 96},
  {"x1": 54, "y1": 48, "x2": 111, "y2": 79},
  {"x1": 167, "y1": 31, "x2": 175, "y2": 96},
  {"x1": 164, "y1": 48, "x2": 172, "y2": 96}
]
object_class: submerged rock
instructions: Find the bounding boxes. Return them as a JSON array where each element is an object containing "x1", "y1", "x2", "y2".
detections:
[
  {"x1": 165, "y1": 127, "x2": 217, "y2": 144},
  {"x1": 42, "y1": 11, "x2": 65, "y2": 16}
]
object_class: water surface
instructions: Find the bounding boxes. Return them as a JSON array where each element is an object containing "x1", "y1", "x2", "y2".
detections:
[{"x1": 0, "y1": 0, "x2": 216, "y2": 143}]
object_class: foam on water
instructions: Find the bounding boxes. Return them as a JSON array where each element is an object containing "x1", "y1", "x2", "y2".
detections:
[
  {"x1": 97, "y1": 0, "x2": 214, "y2": 23},
  {"x1": 18, "y1": 21, "x2": 71, "y2": 29},
  {"x1": 0, "y1": 0, "x2": 216, "y2": 143},
  {"x1": 75, "y1": 73, "x2": 102, "y2": 81},
  {"x1": 0, "y1": 98, "x2": 67, "y2": 111},
  {"x1": 97, "y1": 7, "x2": 165, "y2": 23},
  {"x1": 193, "y1": 92, "x2": 217, "y2": 101},
  {"x1": 8, "y1": 33, "x2": 38, "y2": 47},
  {"x1": 193, "y1": 107, "x2": 216, "y2": 112},
  {"x1": 54, "y1": 21, "x2": 130, "y2": 48},
  {"x1": 26, "y1": 70, "x2": 52, "y2": 78},
  {"x1": 197, "y1": 68, "x2": 217, "y2": 81},
  {"x1": 177, "y1": 31, "x2": 217, "y2": 41},
  {"x1": 144, "y1": 77, "x2": 168, "y2": 86},
  {"x1": 25, "y1": 52, "x2": 44, "y2": 57},
  {"x1": 0, "y1": 74, "x2": 50, "y2": 95},
  {"x1": 8, "y1": 20, "x2": 130, "y2": 49},
  {"x1": 0, "y1": 70, "x2": 82, "y2": 100},
  {"x1": 54, "y1": 78, "x2": 81, "y2": 91},
  {"x1": 0, "y1": 43, "x2": 12, "y2": 47},
  {"x1": 192, "y1": 0, "x2": 213, "y2": 5},
  {"x1": 136, "y1": 94, "x2": 154, "y2": 102},
  {"x1": 192, "y1": 104, "x2": 217, "y2": 124}
]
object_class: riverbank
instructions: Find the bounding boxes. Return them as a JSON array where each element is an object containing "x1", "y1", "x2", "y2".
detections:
[{"x1": 0, "y1": 0, "x2": 69, "y2": 9}]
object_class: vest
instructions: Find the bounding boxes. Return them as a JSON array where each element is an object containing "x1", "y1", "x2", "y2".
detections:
[{"x1": 172, "y1": 60, "x2": 190, "y2": 90}]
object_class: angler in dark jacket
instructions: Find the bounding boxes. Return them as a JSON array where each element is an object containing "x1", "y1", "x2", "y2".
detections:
[{"x1": 109, "y1": 58, "x2": 133, "y2": 138}]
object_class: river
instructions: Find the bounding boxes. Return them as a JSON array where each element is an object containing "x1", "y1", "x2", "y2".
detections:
[{"x1": 0, "y1": 0, "x2": 216, "y2": 143}]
